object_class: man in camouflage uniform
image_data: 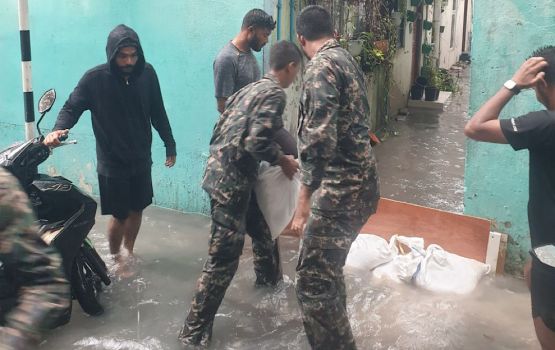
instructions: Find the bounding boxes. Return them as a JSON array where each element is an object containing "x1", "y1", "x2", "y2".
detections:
[
  {"x1": 178, "y1": 41, "x2": 302, "y2": 347},
  {"x1": 291, "y1": 6, "x2": 380, "y2": 349},
  {"x1": 0, "y1": 167, "x2": 69, "y2": 350}
]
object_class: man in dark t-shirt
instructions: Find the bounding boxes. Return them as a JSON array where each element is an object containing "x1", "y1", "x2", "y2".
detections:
[{"x1": 465, "y1": 46, "x2": 555, "y2": 348}]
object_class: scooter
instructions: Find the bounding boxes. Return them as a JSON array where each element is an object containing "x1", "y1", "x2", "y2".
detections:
[{"x1": 0, "y1": 89, "x2": 110, "y2": 323}]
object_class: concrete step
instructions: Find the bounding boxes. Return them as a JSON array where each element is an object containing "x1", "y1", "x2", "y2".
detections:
[{"x1": 408, "y1": 91, "x2": 452, "y2": 112}]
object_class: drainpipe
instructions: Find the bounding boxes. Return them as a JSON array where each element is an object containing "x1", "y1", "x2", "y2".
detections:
[
  {"x1": 432, "y1": 0, "x2": 442, "y2": 65},
  {"x1": 18, "y1": 0, "x2": 35, "y2": 140},
  {"x1": 276, "y1": 0, "x2": 282, "y2": 41},
  {"x1": 289, "y1": 0, "x2": 295, "y2": 41},
  {"x1": 462, "y1": 0, "x2": 469, "y2": 52}
]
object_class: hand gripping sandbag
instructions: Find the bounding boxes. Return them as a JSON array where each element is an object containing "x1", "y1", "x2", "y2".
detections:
[{"x1": 254, "y1": 162, "x2": 301, "y2": 239}]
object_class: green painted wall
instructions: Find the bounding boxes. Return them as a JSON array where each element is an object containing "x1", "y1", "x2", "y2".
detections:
[
  {"x1": 465, "y1": 1, "x2": 555, "y2": 272},
  {"x1": 0, "y1": 0, "x2": 266, "y2": 214}
]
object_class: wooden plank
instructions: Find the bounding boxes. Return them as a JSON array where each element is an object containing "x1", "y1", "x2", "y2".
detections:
[
  {"x1": 282, "y1": 198, "x2": 491, "y2": 264},
  {"x1": 359, "y1": 198, "x2": 491, "y2": 263}
]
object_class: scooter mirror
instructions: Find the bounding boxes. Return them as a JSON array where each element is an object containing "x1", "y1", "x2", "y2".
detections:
[{"x1": 38, "y1": 89, "x2": 56, "y2": 114}]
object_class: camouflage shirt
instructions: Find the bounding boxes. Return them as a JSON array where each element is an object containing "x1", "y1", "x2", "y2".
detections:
[
  {"x1": 298, "y1": 39, "x2": 380, "y2": 212},
  {"x1": 0, "y1": 167, "x2": 69, "y2": 350},
  {"x1": 202, "y1": 74, "x2": 286, "y2": 204}
]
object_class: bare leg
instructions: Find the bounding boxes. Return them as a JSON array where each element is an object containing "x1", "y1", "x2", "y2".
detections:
[
  {"x1": 108, "y1": 216, "x2": 125, "y2": 256},
  {"x1": 123, "y1": 210, "x2": 143, "y2": 256}
]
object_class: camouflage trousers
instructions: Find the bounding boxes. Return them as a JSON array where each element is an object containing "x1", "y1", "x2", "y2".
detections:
[
  {"x1": 295, "y1": 209, "x2": 373, "y2": 350},
  {"x1": 179, "y1": 191, "x2": 282, "y2": 345}
]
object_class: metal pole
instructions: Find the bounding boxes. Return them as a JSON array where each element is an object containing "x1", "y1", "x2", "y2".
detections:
[{"x1": 18, "y1": 0, "x2": 35, "y2": 140}]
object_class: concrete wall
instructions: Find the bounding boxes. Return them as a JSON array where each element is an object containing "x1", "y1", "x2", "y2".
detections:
[
  {"x1": 390, "y1": 4, "x2": 416, "y2": 116},
  {"x1": 0, "y1": 0, "x2": 266, "y2": 214},
  {"x1": 438, "y1": 0, "x2": 469, "y2": 69},
  {"x1": 465, "y1": 0, "x2": 555, "y2": 272}
]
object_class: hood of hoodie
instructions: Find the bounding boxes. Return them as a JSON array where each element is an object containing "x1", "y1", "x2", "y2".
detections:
[{"x1": 106, "y1": 24, "x2": 145, "y2": 77}]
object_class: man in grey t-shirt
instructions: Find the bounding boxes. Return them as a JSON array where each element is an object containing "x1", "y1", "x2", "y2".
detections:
[
  {"x1": 213, "y1": 9, "x2": 295, "y2": 287},
  {"x1": 213, "y1": 9, "x2": 274, "y2": 113}
]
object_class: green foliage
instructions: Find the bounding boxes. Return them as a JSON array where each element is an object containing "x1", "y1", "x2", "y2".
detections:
[{"x1": 421, "y1": 58, "x2": 460, "y2": 91}]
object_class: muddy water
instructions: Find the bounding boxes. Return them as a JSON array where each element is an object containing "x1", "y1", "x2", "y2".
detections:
[{"x1": 40, "y1": 206, "x2": 537, "y2": 350}]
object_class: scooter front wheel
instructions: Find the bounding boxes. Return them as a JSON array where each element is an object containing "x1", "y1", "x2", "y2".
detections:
[{"x1": 71, "y1": 255, "x2": 104, "y2": 316}]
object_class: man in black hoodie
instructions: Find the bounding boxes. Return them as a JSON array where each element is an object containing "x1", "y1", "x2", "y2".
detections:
[{"x1": 44, "y1": 25, "x2": 176, "y2": 276}]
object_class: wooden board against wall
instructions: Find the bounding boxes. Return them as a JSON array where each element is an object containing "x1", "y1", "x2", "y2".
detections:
[{"x1": 360, "y1": 198, "x2": 491, "y2": 263}]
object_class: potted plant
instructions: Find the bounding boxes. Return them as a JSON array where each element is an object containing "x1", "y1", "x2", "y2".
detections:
[
  {"x1": 421, "y1": 43, "x2": 433, "y2": 55},
  {"x1": 411, "y1": 0, "x2": 422, "y2": 6},
  {"x1": 347, "y1": 39, "x2": 364, "y2": 57},
  {"x1": 410, "y1": 78, "x2": 427, "y2": 100},
  {"x1": 424, "y1": 66, "x2": 440, "y2": 101},
  {"x1": 424, "y1": 0, "x2": 434, "y2": 4},
  {"x1": 406, "y1": 10, "x2": 417, "y2": 22},
  {"x1": 423, "y1": 20, "x2": 433, "y2": 31},
  {"x1": 373, "y1": 39, "x2": 389, "y2": 55}
]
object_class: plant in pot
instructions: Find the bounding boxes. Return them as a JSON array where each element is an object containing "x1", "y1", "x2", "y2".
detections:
[
  {"x1": 423, "y1": 20, "x2": 433, "y2": 31},
  {"x1": 411, "y1": 0, "x2": 422, "y2": 6},
  {"x1": 424, "y1": 0, "x2": 434, "y2": 4},
  {"x1": 406, "y1": 10, "x2": 417, "y2": 22},
  {"x1": 424, "y1": 66, "x2": 441, "y2": 101},
  {"x1": 421, "y1": 42, "x2": 433, "y2": 55},
  {"x1": 410, "y1": 65, "x2": 430, "y2": 100}
]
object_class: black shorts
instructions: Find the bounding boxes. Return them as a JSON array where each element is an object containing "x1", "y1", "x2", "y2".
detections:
[
  {"x1": 98, "y1": 170, "x2": 153, "y2": 220},
  {"x1": 530, "y1": 252, "x2": 555, "y2": 332}
]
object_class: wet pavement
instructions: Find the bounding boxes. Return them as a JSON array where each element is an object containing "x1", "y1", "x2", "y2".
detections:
[
  {"x1": 373, "y1": 65, "x2": 470, "y2": 213},
  {"x1": 40, "y1": 65, "x2": 540, "y2": 349},
  {"x1": 41, "y1": 206, "x2": 538, "y2": 350}
]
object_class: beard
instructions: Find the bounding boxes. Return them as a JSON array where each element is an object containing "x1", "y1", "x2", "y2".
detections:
[
  {"x1": 249, "y1": 37, "x2": 263, "y2": 52},
  {"x1": 119, "y1": 65, "x2": 135, "y2": 75}
]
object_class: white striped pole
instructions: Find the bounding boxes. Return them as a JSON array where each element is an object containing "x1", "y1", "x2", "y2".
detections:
[{"x1": 18, "y1": 0, "x2": 35, "y2": 140}]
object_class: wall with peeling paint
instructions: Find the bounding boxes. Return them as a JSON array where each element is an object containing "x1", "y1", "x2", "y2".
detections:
[
  {"x1": 0, "y1": 0, "x2": 269, "y2": 214},
  {"x1": 465, "y1": 0, "x2": 555, "y2": 272}
]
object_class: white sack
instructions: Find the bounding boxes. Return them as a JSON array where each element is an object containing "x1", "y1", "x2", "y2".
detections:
[
  {"x1": 345, "y1": 234, "x2": 395, "y2": 272},
  {"x1": 413, "y1": 244, "x2": 490, "y2": 294},
  {"x1": 254, "y1": 162, "x2": 301, "y2": 239},
  {"x1": 372, "y1": 235, "x2": 426, "y2": 283}
]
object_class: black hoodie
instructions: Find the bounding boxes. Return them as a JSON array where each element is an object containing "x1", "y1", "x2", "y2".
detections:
[{"x1": 54, "y1": 24, "x2": 176, "y2": 177}]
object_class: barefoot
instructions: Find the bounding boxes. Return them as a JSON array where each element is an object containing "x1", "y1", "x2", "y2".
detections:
[{"x1": 114, "y1": 259, "x2": 137, "y2": 279}]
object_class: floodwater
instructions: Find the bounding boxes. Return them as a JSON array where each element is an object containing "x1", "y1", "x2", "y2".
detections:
[
  {"x1": 373, "y1": 66, "x2": 470, "y2": 213},
  {"x1": 40, "y1": 206, "x2": 538, "y2": 350},
  {"x1": 41, "y1": 65, "x2": 539, "y2": 350}
]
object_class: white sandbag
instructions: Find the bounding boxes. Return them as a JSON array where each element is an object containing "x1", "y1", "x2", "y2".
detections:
[
  {"x1": 372, "y1": 235, "x2": 426, "y2": 283},
  {"x1": 414, "y1": 244, "x2": 491, "y2": 294},
  {"x1": 254, "y1": 162, "x2": 301, "y2": 239},
  {"x1": 345, "y1": 234, "x2": 395, "y2": 272}
]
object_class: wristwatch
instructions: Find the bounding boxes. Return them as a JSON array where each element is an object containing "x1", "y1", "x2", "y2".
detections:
[{"x1": 504, "y1": 80, "x2": 521, "y2": 95}]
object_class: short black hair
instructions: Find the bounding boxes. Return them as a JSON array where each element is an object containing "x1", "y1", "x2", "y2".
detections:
[
  {"x1": 270, "y1": 41, "x2": 303, "y2": 70},
  {"x1": 532, "y1": 45, "x2": 555, "y2": 85},
  {"x1": 242, "y1": 9, "x2": 276, "y2": 31},
  {"x1": 296, "y1": 5, "x2": 333, "y2": 41}
]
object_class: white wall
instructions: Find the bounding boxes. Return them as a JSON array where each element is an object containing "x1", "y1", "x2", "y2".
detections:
[{"x1": 439, "y1": 0, "x2": 469, "y2": 69}]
